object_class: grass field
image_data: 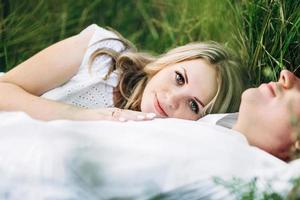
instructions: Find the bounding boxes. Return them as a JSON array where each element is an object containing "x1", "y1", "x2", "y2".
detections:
[
  {"x1": 0, "y1": 1, "x2": 300, "y2": 197},
  {"x1": 0, "y1": 0, "x2": 238, "y2": 70},
  {"x1": 1, "y1": 0, "x2": 298, "y2": 86},
  {"x1": 230, "y1": 0, "x2": 300, "y2": 85}
]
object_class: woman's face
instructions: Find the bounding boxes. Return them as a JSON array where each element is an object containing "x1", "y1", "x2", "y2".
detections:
[
  {"x1": 141, "y1": 59, "x2": 218, "y2": 120},
  {"x1": 237, "y1": 70, "x2": 300, "y2": 159}
]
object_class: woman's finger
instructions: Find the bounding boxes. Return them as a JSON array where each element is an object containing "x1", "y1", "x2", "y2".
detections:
[{"x1": 109, "y1": 108, "x2": 156, "y2": 122}]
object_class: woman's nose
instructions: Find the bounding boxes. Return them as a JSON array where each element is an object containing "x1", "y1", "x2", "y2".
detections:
[
  {"x1": 278, "y1": 70, "x2": 295, "y2": 89},
  {"x1": 167, "y1": 91, "x2": 181, "y2": 110}
]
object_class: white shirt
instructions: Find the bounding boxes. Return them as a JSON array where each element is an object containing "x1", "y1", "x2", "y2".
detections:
[
  {"x1": 0, "y1": 112, "x2": 295, "y2": 200},
  {"x1": 41, "y1": 24, "x2": 124, "y2": 108}
]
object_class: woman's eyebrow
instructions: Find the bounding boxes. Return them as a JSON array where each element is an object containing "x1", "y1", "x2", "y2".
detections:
[
  {"x1": 181, "y1": 66, "x2": 205, "y2": 107},
  {"x1": 181, "y1": 67, "x2": 189, "y2": 84},
  {"x1": 194, "y1": 97, "x2": 205, "y2": 107}
]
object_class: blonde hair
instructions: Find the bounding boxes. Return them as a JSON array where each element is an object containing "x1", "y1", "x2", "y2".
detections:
[{"x1": 88, "y1": 36, "x2": 245, "y2": 116}]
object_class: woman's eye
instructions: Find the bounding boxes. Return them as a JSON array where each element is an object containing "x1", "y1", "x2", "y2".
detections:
[
  {"x1": 175, "y1": 71, "x2": 185, "y2": 85},
  {"x1": 189, "y1": 100, "x2": 199, "y2": 114}
]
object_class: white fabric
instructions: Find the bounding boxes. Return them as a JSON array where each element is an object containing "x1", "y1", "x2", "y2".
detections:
[
  {"x1": 41, "y1": 24, "x2": 124, "y2": 108},
  {"x1": 199, "y1": 113, "x2": 238, "y2": 129},
  {"x1": 0, "y1": 112, "x2": 299, "y2": 199}
]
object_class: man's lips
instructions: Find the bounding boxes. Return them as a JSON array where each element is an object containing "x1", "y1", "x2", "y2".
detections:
[
  {"x1": 154, "y1": 94, "x2": 168, "y2": 117},
  {"x1": 267, "y1": 82, "x2": 276, "y2": 96},
  {"x1": 259, "y1": 82, "x2": 276, "y2": 97}
]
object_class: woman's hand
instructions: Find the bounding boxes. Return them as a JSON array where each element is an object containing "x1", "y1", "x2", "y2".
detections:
[
  {"x1": 96, "y1": 107, "x2": 157, "y2": 122},
  {"x1": 68, "y1": 107, "x2": 157, "y2": 122}
]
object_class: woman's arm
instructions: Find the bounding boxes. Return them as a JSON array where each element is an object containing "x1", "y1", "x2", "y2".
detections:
[
  {"x1": 0, "y1": 28, "x2": 156, "y2": 121},
  {"x1": 0, "y1": 82, "x2": 155, "y2": 121},
  {"x1": 0, "y1": 29, "x2": 95, "y2": 120},
  {"x1": 0, "y1": 29, "x2": 93, "y2": 95}
]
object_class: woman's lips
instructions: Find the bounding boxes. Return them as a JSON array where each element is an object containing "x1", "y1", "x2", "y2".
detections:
[{"x1": 154, "y1": 94, "x2": 168, "y2": 117}]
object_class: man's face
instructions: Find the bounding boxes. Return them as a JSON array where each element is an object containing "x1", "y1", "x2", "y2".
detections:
[{"x1": 237, "y1": 70, "x2": 300, "y2": 160}]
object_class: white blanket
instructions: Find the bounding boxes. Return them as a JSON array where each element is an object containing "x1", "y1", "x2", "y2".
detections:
[{"x1": 0, "y1": 112, "x2": 299, "y2": 199}]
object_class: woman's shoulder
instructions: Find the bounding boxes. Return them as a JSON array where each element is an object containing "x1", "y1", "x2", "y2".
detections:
[
  {"x1": 80, "y1": 24, "x2": 120, "y2": 46},
  {"x1": 69, "y1": 24, "x2": 123, "y2": 87}
]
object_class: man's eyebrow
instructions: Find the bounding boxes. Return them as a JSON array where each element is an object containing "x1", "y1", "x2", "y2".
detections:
[
  {"x1": 195, "y1": 97, "x2": 205, "y2": 107},
  {"x1": 182, "y1": 67, "x2": 189, "y2": 84}
]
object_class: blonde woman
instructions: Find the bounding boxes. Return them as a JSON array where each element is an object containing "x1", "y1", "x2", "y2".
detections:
[{"x1": 0, "y1": 24, "x2": 244, "y2": 121}]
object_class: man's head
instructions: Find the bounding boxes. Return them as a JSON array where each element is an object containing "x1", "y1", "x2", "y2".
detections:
[{"x1": 234, "y1": 70, "x2": 300, "y2": 160}]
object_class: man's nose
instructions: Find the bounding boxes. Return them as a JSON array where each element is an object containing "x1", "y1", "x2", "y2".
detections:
[{"x1": 278, "y1": 70, "x2": 295, "y2": 89}]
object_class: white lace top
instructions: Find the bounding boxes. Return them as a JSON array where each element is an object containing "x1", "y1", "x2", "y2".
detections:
[{"x1": 41, "y1": 24, "x2": 125, "y2": 109}]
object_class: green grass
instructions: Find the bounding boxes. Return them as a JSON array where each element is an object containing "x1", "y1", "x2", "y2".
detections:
[
  {"x1": 0, "y1": 0, "x2": 300, "y2": 197},
  {"x1": 228, "y1": 0, "x2": 300, "y2": 85},
  {"x1": 1, "y1": 0, "x2": 299, "y2": 86},
  {"x1": 0, "y1": 0, "x2": 238, "y2": 71},
  {"x1": 214, "y1": 176, "x2": 300, "y2": 200}
]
